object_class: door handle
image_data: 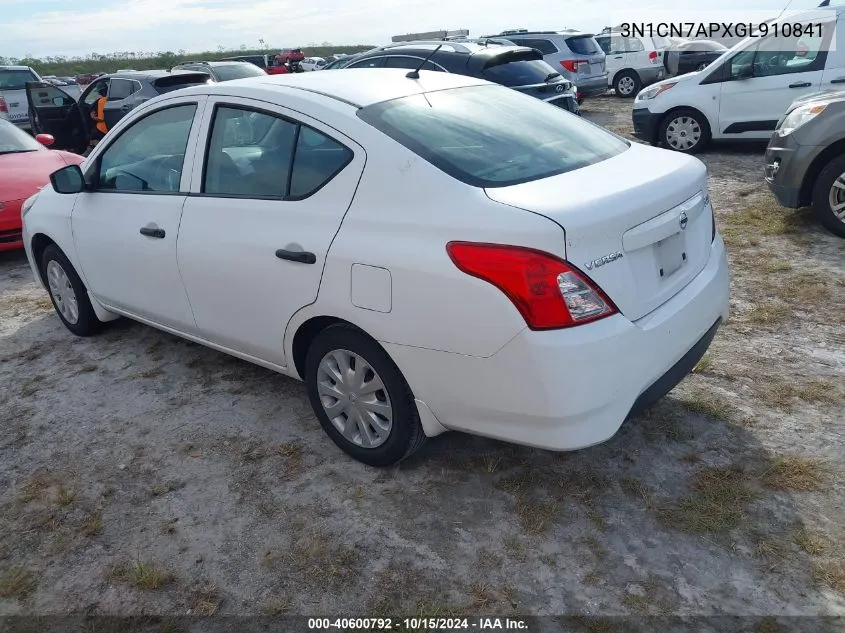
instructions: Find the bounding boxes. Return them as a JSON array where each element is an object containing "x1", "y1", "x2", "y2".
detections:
[
  {"x1": 613, "y1": 55, "x2": 623, "y2": 59},
  {"x1": 120, "y1": 104, "x2": 132, "y2": 111},
  {"x1": 830, "y1": 78, "x2": 845, "y2": 84},
  {"x1": 139, "y1": 227, "x2": 165, "y2": 238},
  {"x1": 275, "y1": 249, "x2": 316, "y2": 264},
  {"x1": 789, "y1": 81, "x2": 811, "y2": 88}
]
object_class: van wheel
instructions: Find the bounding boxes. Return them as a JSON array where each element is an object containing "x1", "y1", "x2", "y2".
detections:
[
  {"x1": 40, "y1": 244, "x2": 103, "y2": 336},
  {"x1": 660, "y1": 109, "x2": 710, "y2": 153},
  {"x1": 614, "y1": 71, "x2": 641, "y2": 98},
  {"x1": 811, "y1": 153, "x2": 845, "y2": 238},
  {"x1": 304, "y1": 324, "x2": 426, "y2": 466}
]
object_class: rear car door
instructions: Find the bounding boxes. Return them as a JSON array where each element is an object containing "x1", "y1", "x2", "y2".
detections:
[
  {"x1": 104, "y1": 77, "x2": 142, "y2": 129},
  {"x1": 177, "y1": 97, "x2": 365, "y2": 366},
  {"x1": 0, "y1": 67, "x2": 41, "y2": 128},
  {"x1": 71, "y1": 97, "x2": 207, "y2": 329},
  {"x1": 25, "y1": 82, "x2": 87, "y2": 152}
]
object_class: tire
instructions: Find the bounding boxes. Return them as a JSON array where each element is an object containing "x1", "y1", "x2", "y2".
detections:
[
  {"x1": 659, "y1": 108, "x2": 710, "y2": 154},
  {"x1": 40, "y1": 244, "x2": 103, "y2": 336},
  {"x1": 614, "y1": 71, "x2": 641, "y2": 98},
  {"x1": 811, "y1": 153, "x2": 845, "y2": 238},
  {"x1": 304, "y1": 324, "x2": 426, "y2": 466}
]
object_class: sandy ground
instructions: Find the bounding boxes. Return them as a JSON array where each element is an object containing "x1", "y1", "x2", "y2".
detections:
[{"x1": 0, "y1": 95, "x2": 843, "y2": 628}]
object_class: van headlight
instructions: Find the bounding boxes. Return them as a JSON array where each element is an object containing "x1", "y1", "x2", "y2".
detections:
[
  {"x1": 777, "y1": 103, "x2": 827, "y2": 136},
  {"x1": 636, "y1": 82, "x2": 677, "y2": 101}
]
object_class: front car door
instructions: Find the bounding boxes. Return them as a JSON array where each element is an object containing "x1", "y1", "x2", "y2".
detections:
[
  {"x1": 71, "y1": 96, "x2": 207, "y2": 330},
  {"x1": 177, "y1": 97, "x2": 365, "y2": 367},
  {"x1": 596, "y1": 35, "x2": 627, "y2": 83},
  {"x1": 716, "y1": 21, "x2": 833, "y2": 139},
  {"x1": 25, "y1": 82, "x2": 87, "y2": 152}
]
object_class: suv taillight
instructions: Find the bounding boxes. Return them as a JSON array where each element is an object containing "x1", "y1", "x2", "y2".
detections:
[
  {"x1": 648, "y1": 51, "x2": 659, "y2": 63},
  {"x1": 561, "y1": 60, "x2": 589, "y2": 74},
  {"x1": 0, "y1": 97, "x2": 8, "y2": 114},
  {"x1": 446, "y1": 242, "x2": 618, "y2": 330}
]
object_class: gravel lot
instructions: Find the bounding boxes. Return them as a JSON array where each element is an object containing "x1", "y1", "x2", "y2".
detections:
[{"x1": 1, "y1": 95, "x2": 843, "y2": 628}]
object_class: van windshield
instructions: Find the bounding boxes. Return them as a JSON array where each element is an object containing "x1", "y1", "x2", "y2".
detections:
[{"x1": 358, "y1": 85, "x2": 628, "y2": 188}]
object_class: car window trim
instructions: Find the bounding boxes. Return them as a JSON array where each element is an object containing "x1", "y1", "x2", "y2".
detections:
[
  {"x1": 88, "y1": 101, "x2": 201, "y2": 196},
  {"x1": 195, "y1": 101, "x2": 354, "y2": 202},
  {"x1": 381, "y1": 55, "x2": 448, "y2": 72}
]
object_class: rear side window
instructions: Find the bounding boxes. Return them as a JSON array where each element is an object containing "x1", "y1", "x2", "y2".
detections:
[
  {"x1": 289, "y1": 127, "x2": 353, "y2": 199},
  {"x1": 358, "y1": 84, "x2": 627, "y2": 188},
  {"x1": 347, "y1": 57, "x2": 386, "y2": 68},
  {"x1": 626, "y1": 37, "x2": 645, "y2": 53},
  {"x1": 108, "y1": 78, "x2": 139, "y2": 100},
  {"x1": 0, "y1": 68, "x2": 39, "y2": 91},
  {"x1": 566, "y1": 35, "x2": 601, "y2": 55},
  {"x1": 153, "y1": 74, "x2": 210, "y2": 94},
  {"x1": 383, "y1": 56, "x2": 441, "y2": 71}
]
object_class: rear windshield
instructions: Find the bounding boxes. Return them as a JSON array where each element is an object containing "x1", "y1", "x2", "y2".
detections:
[
  {"x1": 0, "y1": 68, "x2": 39, "y2": 91},
  {"x1": 213, "y1": 63, "x2": 267, "y2": 81},
  {"x1": 358, "y1": 85, "x2": 627, "y2": 188},
  {"x1": 565, "y1": 35, "x2": 601, "y2": 55},
  {"x1": 153, "y1": 74, "x2": 210, "y2": 94},
  {"x1": 482, "y1": 57, "x2": 560, "y2": 87}
]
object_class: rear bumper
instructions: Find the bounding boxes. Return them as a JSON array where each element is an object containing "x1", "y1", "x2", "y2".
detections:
[
  {"x1": 385, "y1": 236, "x2": 730, "y2": 450},
  {"x1": 632, "y1": 107, "x2": 661, "y2": 144},
  {"x1": 576, "y1": 75, "x2": 609, "y2": 97}
]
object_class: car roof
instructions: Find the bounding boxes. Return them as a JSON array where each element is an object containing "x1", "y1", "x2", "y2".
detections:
[
  {"x1": 178, "y1": 68, "x2": 490, "y2": 108},
  {"x1": 107, "y1": 69, "x2": 208, "y2": 79},
  {"x1": 0, "y1": 65, "x2": 35, "y2": 70}
]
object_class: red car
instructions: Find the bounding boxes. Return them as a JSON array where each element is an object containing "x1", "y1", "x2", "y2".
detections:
[{"x1": 0, "y1": 119, "x2": 83, "y2": 251}]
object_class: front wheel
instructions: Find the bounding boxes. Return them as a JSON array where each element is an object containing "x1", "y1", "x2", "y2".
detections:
[
  {"x1": 660, "y1": 109, "x2": 710, "y2": 153},
  {"x1": 614, "y1": 71, "x2": 641, "y2": 98},
  {"x1": 304, "y1": 325, "x2": 426, "y2": 466},
  {"x1": 40, "y1": 244, "x2": 103, "y2": 336},
  {"x1": 811, "y1": 153, "x2": 845, "y2": 238}
]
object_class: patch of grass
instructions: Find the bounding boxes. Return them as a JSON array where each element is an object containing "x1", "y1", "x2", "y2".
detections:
[
  {"x1": 56, "y1": 486, "x2": 76, "y2": 507},
  {"x1": 495, "y1": 470, "x2": 544, "y2": 500},
  {"x1": 619, "y1": 477, "x2": 653, "y2": 507},
  {"x1": 289, "y1": 534, "x2": 360, "y2": 587},
  {"x1": 760, "y1": 260, "x2": 793, "y2": 274},
  {"x1": 467, "y1": 453, "x2": 502, "y2": 474},
  {"x1": 723, "y1": 199, "x2": 808, "y2": 237},
  {"x1": 515, "y1": 500, "x2": 557, "y2": 535},
  {"x1": 747, "y1": 301, "x2": 791, "y2": 326},
  {"x1": 753, "y1": 534, "x2": 786, "y2": 565},
  {"x1": 112, "y1": 560, "x2": 173, "y2": 590},
  {"x1": 755, "y1": 379, "x2": 843, "y2": 411},
  {"x1": 658, "y1": 465, "x2": 754, "y2": 533},
  {"x1": 261, "y1": 597, "x2": 292, "y2": 615},
  {"x1": 793, "y1": 527, "x2": 827, "y2": 555},
  {"x1": 0, "y1": 567, "x2": 36, "y2": 598},
  {"x1": 584, "y1": 536, "x2": 607, "y2": 561},
  {"x1": 78, "y1": 363, "x2": 98, "y2": 373},
  {"x1": 470, "y1": 582, "x2": 495, "y2": 610},
  {"x1": 583, "y1": 571, "x2": 601, "y2": 586},
  {"x1": 814, "y1": 561, "x2": 845, "y2": 594},
  {"x1": 476, "y1": 549, "x2": 503, "y2": 569},
  {"x1": 19, "y1": 474, "x2": 52, "y2": 502},
  {"x1": 556, "y1": 468, "x2": 611, "y2": 503},
  {"x1": 81, "y1": 509, "x2": 103, "y2": 537},
  {"x1": 277, "y1": 441, "x2": 305, "y2": 480},
  {"x1": 681, "y1": 453, "x2": 701, "y2": 464},
  {"x1": 763, "y1": 455, "x2": 828, "y2": 492},
  {"x1": 188, "y1": 583, "x2": 221, "y2": 616},
  {"x1": 692, "y1": 354, "x2": 713, "y2": 374},
  {"x1": 778, "y1": 273, "x2": 831, "y2": 307},
  {"x1": 754, "y1": 617, "x2": 788, "y2": 633},
  {"x1": 794, "y1": 381, "x2": 843, "y2": 405},
  {"x1": 502, "y1": 536, "x2": 526, "y2": 561},
  {"x1": 622, "y1": 578, "x2": 667, "y2": 615},
  {"x1": 679, "y1": 393, "x2": 736, "y2": 421},
  {"x1": 133, "y1": 366, "x2": 165, "y2": 379}
]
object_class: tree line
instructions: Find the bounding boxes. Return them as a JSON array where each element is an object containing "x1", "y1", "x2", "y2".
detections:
[{"x1": 0, "y1": 45, "x2": 375, "y2": 76}]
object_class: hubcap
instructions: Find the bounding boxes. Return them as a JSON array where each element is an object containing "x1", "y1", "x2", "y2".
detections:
[
  {"x1": 46, "y1": 260, "x2": 79, "y2": 325},
  {"x1": 618, "y1": 76, "x2": 635, "y2": 95},
  {"x1": 828, "y1": 172, "x2": 845, "y2": 223},
  {"x1": 665, "y1": 116, "x2": 702, "y2": 151},
  {"x1": 316, "y1": 349, "x2": 393, "y2": 449}
]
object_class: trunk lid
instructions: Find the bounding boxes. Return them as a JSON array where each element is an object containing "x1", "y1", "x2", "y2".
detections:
[
  {"x1": 1, "y1": 89, "x2": 30, "y2": 125},
  {"x1": 484, "y1": 143, "x2": 712, "y2": 321}
]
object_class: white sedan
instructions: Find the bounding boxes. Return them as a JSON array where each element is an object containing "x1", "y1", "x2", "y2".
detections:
[
  {"x1": 21, "y1": 70, "x2": 730, "y2": 466},
  {"x1": 301, "y1": 57, "x2": 327, "y2": 71}
]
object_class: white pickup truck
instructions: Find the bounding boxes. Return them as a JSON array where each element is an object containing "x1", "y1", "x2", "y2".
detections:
[{"x1": 0, "y1": 66, "x2": 44, "y2": 130}]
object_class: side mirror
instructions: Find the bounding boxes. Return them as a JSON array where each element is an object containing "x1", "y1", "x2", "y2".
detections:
[
  {"x1": 35, "y1": 133, "x2": 55, "y2": 147},
  {"x1": 50, "y1": 164, "x2": 86, "y2": 194}
]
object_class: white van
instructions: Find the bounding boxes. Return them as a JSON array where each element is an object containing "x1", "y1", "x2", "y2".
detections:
[{"x1": 632, "y1": 7, "x2": 844, "y2": 152}]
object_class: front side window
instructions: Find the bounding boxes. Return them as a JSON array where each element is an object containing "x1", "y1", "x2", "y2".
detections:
[
  {"x1": 97, "y1": 104, "x2": 197, "y2": 193},
  {"x1": 730, "y1": 23, "x2": 830, "y2": 79},
  {"x1": 358, "y1": 84, "x2": 627, "y2": 188},
  {"x1": 203, "y1": 106, "x2": 353, "y2": 199}
]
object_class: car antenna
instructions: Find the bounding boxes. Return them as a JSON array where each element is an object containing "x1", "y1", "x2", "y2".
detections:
[{"x1": 406, "y1": 44, "x2": 443, "y2": 79}]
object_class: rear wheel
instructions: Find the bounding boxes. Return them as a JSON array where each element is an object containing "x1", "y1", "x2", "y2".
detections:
[
  {"x1": 40, "y1": 244, "x2": 103, "y2": 336},
  {"x1": 660, "y1": 109, "x2": 710, "y2": 154},
  {"x1": 304, "y1": 325, "x2": 426, "y2": 466},
  {"x1": 811, "y1": 153, "x2": 845, "y2": 238},
  {"x1": 614, "y1": 71, "x2": 641, "y2": 98}
]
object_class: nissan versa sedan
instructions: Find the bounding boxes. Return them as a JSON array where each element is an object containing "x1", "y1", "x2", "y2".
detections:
[{"x1": 22, "y1": 70, "x2": 730, "y2": 466}]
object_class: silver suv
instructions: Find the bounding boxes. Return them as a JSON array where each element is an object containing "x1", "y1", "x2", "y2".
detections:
[{"x1": 480, "y1": 30, "x2": 608, "y2": 99}]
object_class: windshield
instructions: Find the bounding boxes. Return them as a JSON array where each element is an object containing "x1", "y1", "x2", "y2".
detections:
[
  {"x1": 482, "y1": 57, "x2": 561, "y2": 87},
  {"x1": 0, "y1": 119, "x2": 42, "y2": 153},
  {"x1": 213, "y1": 63, "x2": 267, "y2": 81},
  {"x1": 358, "y1": 85, "x2": 627, "y2": 188},
  {"x1": 566, "y1": 35, "x2": 601, "y2": 55},
  {"x1": 0, "y1": 68, "x2": 39, "y2": 91}
]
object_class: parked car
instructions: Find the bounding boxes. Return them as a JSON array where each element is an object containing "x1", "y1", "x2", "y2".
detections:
[
  {"x1": 302, "y1": 57, "x2": 327, "y2": 71},
  {"x1": 0, "y1": 119, "x2": 83, "y2": 251},
  {"x1": 765, "y1": 89, "x2": 845, "y2": 237},
  {"x1": 25, "y1": 70, "x2": 211, "y2": 154},
  {"x1": 632, "y1": 6, "x2": 842, "y2": 153},
  {"x1": 323, "y1": 56, "x2": 359, "y2": 70},
  {"x1": 171, "y1": 60, "x2": 267, "y2": 82},
  {"x1": 0, "y1": 65, "x2": 43, "y2": 130},
  {"x1": 664, "y1": 40, "x2": 728, "y2": 77},
  {"x1": 480, "y1": 29, "x2": 608, "y2": 98},
  {"x1": 595, "y1": 30, "x2": 667, "y2": 98},
  {"x1": 343, "y1": 41, "x2": 580, "y2": 114},
  {"x1": 22, "y1": 70, "x2": 729, "y2": 466},
  {"x1": 221, "y1": 54, "x2": 287, "y2": 74}
]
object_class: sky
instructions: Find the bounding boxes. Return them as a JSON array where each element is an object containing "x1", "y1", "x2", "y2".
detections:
[{"x1": 0, "y1": 0, "x2": 827, "y2": 59}]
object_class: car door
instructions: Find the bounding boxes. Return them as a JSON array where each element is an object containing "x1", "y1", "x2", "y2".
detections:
[
  {"x1": 103, "y1": 77, "x2": 142, "y2": 129},
  {"x1": 177, "y1": 97, "x2": 365, "y2": 366},
  {"x1": 71, "y1": 97, "x2": 207, "y2": 330},
  {"x1": 717, "y1": 23, "x2": 832, "y2": 139},
  {"x1": 25, "y1": 82, "x2": 87, "y2": 152},
  {"x1": 597, "y1": 35, "x2": 627, "y2": 81}
]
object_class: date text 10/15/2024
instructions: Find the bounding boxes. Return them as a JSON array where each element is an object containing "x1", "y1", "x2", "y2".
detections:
[{"x1": 308, "y1": 618, "x2": 529, "y2": 630}]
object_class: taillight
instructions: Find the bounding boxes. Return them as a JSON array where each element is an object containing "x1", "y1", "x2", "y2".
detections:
[
  {"x1": 0, "y1": 97, "x2": 8, "y2": 114},
  {"x1": 648, "y1": 51, "x2": 659, "y2": 63},
  {"x1": 446, "y1": 242, "x2": 618, "y2": 330},
  {"x1": 560, "y1": 60, "x2": 588, "y2": 74}
]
